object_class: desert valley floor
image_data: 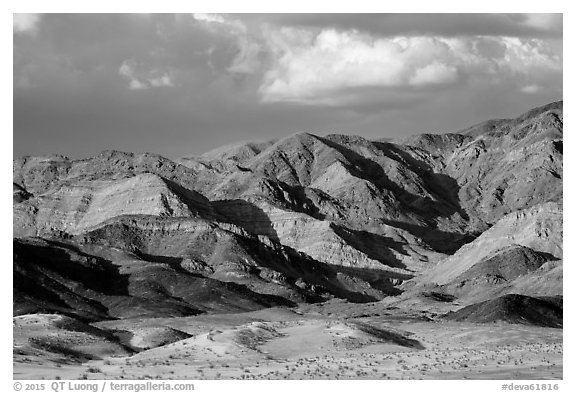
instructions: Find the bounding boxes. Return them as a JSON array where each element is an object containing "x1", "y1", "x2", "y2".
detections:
[{"x1": 14, "y1": 303, "x2": 562, "y2": 380}]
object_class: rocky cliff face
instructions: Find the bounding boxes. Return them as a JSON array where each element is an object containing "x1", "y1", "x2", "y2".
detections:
[{"x1": 13, "y1": 101, "x2": 562, "y2": 319}]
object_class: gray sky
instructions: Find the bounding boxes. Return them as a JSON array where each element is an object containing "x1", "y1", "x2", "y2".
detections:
[{"x1": 13, "y1": 13, "x2": 562, "y2": 159}]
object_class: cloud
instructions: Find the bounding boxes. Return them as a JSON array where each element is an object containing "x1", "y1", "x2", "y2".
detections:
[
  {"x1": 227, "y1": 38, "x2": 262, "y2": 74},
  {"x1": 192, "y1": 13, "x2": 263, "y2": 75},
  {"x1": 256, "y1": 29, "x2": 562, "y2": 105},
  {"x1": 119, "y1": 60, "x2": 174, "y2": 90},
  {"x1": 520, "y1": 84, "x2": 543, "y2": 94},
  {"x1": 409, "y1": 62, "x2": 458, "y2": 86},
  {"x1": 13, "y1": 14, "x2": 564, "y2": 162},
  {"x1": 119, "y1": 61, "x2": 141, "y2": 89},
  {"x1": 192, "y1": 13, "x2": 228, "y2": 25},
  {"x1": 186, "y1": 14, "x2": 561, "y2": 105},
  {"x1": 192, "y1": 13, "x2": 247, "y2": 34},
  {"x1": 149, "y1": 74, "x2": 174, "y2": 87},
  {"x1": 14, "y1": 13, "x2": 41, "y2": 34}
]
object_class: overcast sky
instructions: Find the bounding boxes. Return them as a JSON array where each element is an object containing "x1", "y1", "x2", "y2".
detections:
[{"x1": 13, "y1": 13, "x2": 562, "y2": 159}]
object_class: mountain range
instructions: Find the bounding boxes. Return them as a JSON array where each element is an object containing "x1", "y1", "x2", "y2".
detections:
[{"x1": 13, "y1": 101, "x2": 563, "y2": 326}]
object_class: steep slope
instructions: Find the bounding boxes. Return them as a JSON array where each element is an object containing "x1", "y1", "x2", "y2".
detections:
[
  {"x1": 400, "y1": 101, "x2": 562, "y2": 229},
  {"x1": 426, "y1": 245, "x2": 559, "y2": 304},
  {"x1": 213, "y1": 199, "x2": 442, "y2": 272},
  {"x1": 77, "y1": 215, "x2": 399, "y2": 302},
  {"x1": 503, "y1": 261, "x2": 563, "y2": 298},
  {"x1": 244, "y1": 132, "x2": 470, "y2": 234},
  {"x1": 444, "y1": 294, "x2": 562, "y2": 328},
  {"x1": 180, "y1": 133, "x2": 473, "y2": 256},
  {"x1": 415, "y1": 202, "x2": 562, "y2": 286},
  {"x1": 185, "y1": 103, "x2": 561, "y2": 256},
  {"x1": 445, "y1": 103, "x2": 562, "y2": 226},
  {"x1": 451, "y1": 260, "x2": 564, "y2": 305},
  {"x1": 14, "y1": 236, "x2": 299, "y2": 320},
  {"x1": 452, "y1": 245, "x2": 552, "y2": 283}
]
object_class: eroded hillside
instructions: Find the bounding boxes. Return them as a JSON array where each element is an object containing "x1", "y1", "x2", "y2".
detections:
[{"x1": 13, "y1": 101, "x2": 563, "y2": 322}]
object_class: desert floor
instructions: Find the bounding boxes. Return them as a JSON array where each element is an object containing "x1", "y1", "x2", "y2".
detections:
[{"x1": 13, "y1": 302, "x2": 562, "y2": 380}]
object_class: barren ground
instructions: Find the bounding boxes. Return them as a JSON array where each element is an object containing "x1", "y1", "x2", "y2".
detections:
[{"x1": 13, "y1": 303, "x2": 562, "y2": 380}]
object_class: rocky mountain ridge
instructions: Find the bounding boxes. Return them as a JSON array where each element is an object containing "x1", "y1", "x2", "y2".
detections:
[{"x1": 13, "y1": 101, "x2": 563, "y2": 324}]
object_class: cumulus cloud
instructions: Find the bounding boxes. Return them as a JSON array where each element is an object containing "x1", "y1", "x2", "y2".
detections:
[
  {"x1": 188, "y1": 14, "x2": 561, "y2": 105},
  {"x1": 256, "y1": 29, "x2": 562, "y2": 105},
  {"x1": 14, "y1": 13, "x2": 41, "y2": 35},
  {"x1": 178, "y1": 14, "x2": 564, "y2": 105},
  {"x1": 119, "y1": 60, "x2": 174, "y2": 90}
]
